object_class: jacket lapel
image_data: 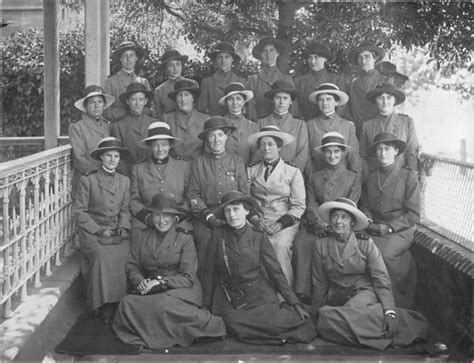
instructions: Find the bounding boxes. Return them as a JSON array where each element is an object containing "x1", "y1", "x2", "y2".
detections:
[
  {"x1": 340, "y1": 233, "x2": 358, "y2": 262},
  {"x1": 381, "y1": 160, "x2": 402, "y2": 189}
]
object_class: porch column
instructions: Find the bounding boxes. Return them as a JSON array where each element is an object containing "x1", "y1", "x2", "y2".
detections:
[
  {"x1": 43, "y1": 0, "x2": 60, "y2": 149},
  {"x1": 85, "y1": 0, "x2": 110, "y2": 86}
]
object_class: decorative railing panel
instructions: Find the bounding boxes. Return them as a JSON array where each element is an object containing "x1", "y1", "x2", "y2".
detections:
[
  {"x1": 419, "y1": 153, "x2": 474, "y2": 252},
  {"x1": 0, "y1": 145, "x2": 74, "y2": 317}
]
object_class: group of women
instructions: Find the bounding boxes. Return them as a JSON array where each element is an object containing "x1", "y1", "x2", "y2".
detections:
[{"x1": 69, "y1": 37, "x2": 428, "y2": 352}]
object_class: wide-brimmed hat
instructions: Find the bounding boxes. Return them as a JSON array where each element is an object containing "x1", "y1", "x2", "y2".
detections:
[
  {"x1": 90, "y1": 137, "x2": 132, "y2": 161},
  {"x1": 198, "y1": 117, "x2": 236, "y2": 140},
  {"x1": 167, "y1": 79, "x2": 201, "y2": 100},
  {"x1": 376, "y1": 61, "x2": 409, "y2": 84},
  {"x1": 119, "y1": 82, "x2": 153, "y2": 104},
  {"x1": 112, "y1": 41, "x2": 145, "y2": 62},
  {"x1": 218, "y1": 82, "x2": 254, "y2": 105},
  {"x1": 315, "y1": 131, "x2": 350, "y2": 151},
  {"x1": 366, "y1": 82, "x2": 406, "y2": 105},
  {"x1": 308, "y1": 83, "x2": 349, "y2": 106},
  {"x1": 74, "y1": 85, "x2": 115, "y2": 113},
  {"x1": 369, "y1": 132, "x2": 407, "y2": 156},
  {"x1": 264, "y1": 80, "x2": 300, "y2": 100},
  {"x1": 303, "y1": 41, "x2": 335, "y2": 62},
  {"x1": 348, "y1": 41, "x2": 385, "y2": 65},
  {"x1": 148, "y1": 192, "x2": 185, "y2": 216},
  {"x1": 252, "y1": 37, "x2": 287, "y2": 59},
  {"x1": 318, "y1": 198, "x2": 369, "y2": 231},
  {"x1": 247, "y1": 125, "x2": 295, "y2": 147},
  {"x1": 139, "y1": 122, "x2": 182, "y2": 148},
  {"x1": 214, "y1": 190, "x2": 262, "y2": 219},
  {"x1": 160, "y1": 49, "x2": 188, "y2": 68},
  {"x1": 207, "y1": 42, "x2": 241, "y2": 63}
]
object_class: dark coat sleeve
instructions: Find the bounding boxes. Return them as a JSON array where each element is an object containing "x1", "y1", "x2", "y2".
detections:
[
  {"x1": 165, "y1": 233, "x2": 197, "y2": 288},
  {"x1": 310, "y1": 239, "x2": 329, "y2": 311}
]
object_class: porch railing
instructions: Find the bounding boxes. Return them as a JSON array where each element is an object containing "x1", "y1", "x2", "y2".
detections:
[{"x1": 0, "y1": 145, "x2": 74, "y2": 318}]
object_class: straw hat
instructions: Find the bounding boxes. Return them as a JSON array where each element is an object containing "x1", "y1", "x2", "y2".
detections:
[
  {"x1": 369, "y1": 132, "x2": 407, "y2": 156},
  {"x1": 118, "y1": 82, "x2": 153, "y2": 104},
  {"x1": 264, "y1": 80, "x2": 300, "y2": 100},
  {"x1": 366, "y1": 82, "x2": 406, "y2": 106},
  {"x1": 207, "y1": 42, "x2": 241, "y2": 63},
  {"x1": 247, "y1": 125, "x2": 295, "y2": 147},
  {"x1": 167, "y1": 79, "x2": 201, "y2": 100},
  {"x1": 148, "y1": 192, "x2": 185, "y2": 216},
  {"x1": 112, "y1": 41, "x2": 144, "y2": 62},
  {"x1": 315, "y1": 131, "x2": 350, "y2": 151},
  {"x1": 347, "y1": 41, "x2": 385, "y2": 65},
  {"x1": 218, "y1": 82, "x2": 254, "y2": 105},
  {"x1": 198, "y1": 117, "x2": 236, "y2": 140},
  {"x1": 139, "y1": 122, "x2": 181, "y2": 148},
  {"x1": 89, "y1": 137, "x2": 132, "y2": 161},
  {"x1": 318, "y1": 198, "x2": 369, "y2": 231},
  {"x1": 214, "y1": 190, "x2": 262, "y2": 219},
  {"x1": 303, "y1": 41, "x2": 335, "y2": 62},
  {"x1": 308, "y1": 83, "x2": 349, "y2": 106},
  {"x1": 74, "y1": 85, "x2": 115, "y2": 113}
]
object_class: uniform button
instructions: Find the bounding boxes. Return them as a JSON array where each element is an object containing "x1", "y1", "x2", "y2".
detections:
[
  {"x1": 232, "y1": 265, "x2": 238, "y2": 269},
  {"x1": 218, "y1": 174, "x2": 222, "y2": 177},
  {"x1": 234, "y1": 253, "x2": 238, "y2": 257},
  {"x1": 379, "y1": 201, "x2": 383, "y2": 205},
  {"x1": 217, "y1": 165, "x2": 221, "y2": 168},
  {"x1": 218, "y1": 182, "x2": 222, "y2": 185},
  {"x1": 327, "y1": 192, "x2": 332, "y2": 196},
  {"x1": 247, "y1": 283, "x2": 251, "y2": 287},
  {"x1": 328, "y1": 182, "x2": 333, "y2": 186},
  {"x1": 160, "y1": 188, "x2": 163, "y2": 191}
]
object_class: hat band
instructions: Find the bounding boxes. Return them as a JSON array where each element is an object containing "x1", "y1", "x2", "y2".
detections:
[
  {"x1": 98, "y1": 140, "x2": 123, "y2": 149},
  {"x1": 148, "y1": 127, "x2": 172, "y2": 137},
  {"x1": 259, "y1": 126, "x2": 280, "y2": 133},
  {"x1": 317, "y1": 85, "x2": 339, "y2": 92},
  {"x1": 333, "y1": 198, "x2": 357, "y2": 209},
  {"x1": 322, "y1": 136, "x2": 345, "y2": 146}
]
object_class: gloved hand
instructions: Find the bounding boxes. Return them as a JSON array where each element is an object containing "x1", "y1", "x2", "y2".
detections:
[
  {"x1": 96, "y1": 228, "x2": 113, "y2": 238},
  {"x1": 305, "y1": 207, "x2": 319, "y2": 226},
  {"x1": 249, "y1": 215, "x2": 265, "y2": 232},
  {"x1": 117, "y1": 228, "x2": 130, "y2": 239},
  {"x1": 367, "y1": 223, "x2": 391, "y2": 236},
  {"x1": 382, "y1": 313, "x2": 399, "y2": 339},
  {"x1": 205, "y1": 214, "x2": 225, "y2": 229},
  {"x1": 144, "y1": 212, "x2": 155, "y2": 227}
]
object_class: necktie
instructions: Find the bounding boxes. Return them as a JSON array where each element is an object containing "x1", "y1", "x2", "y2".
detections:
[{"x1": 264, "y1": 163, "x2": 272, "y2": 181}]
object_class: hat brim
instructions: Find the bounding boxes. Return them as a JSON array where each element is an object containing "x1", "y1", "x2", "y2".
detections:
[
  {"x1": 198, "y1": 126, "x2": 236, "y2": 140},
  {"x1": 74, "y1": 93, "x2": 115, "y2": 113},
  {"x1": 318, "y1": 201, "x2": 369, "y2": 231},
  {"x1": 369, "y1": 139, "x2": 407, "y2": 156},
  {"x1": 112, "y1": 45, "x2": 145, "y2": 61},
  {"x1": 119, "y1": 88, "x2": 154, "y2": 104},
  {"x1": 149, "y1": 206, "x2": 186, "y2": 216},
  {"x1": 161, "y1": 55, "x2": 189, "y2": 68},
  {"x1": 167, "y1": 87, "x2": 201, "y2": 101},
  {"x1": 90, "y1": 146, "x2": 132, "y2": 161},
  {"x1": 304, "y1": 49, "x2": 335, "y2": 63},
  {"x1": 348, "y1": 45, "x2": 385, "y2": 65},
  {"x1": 252, "y1": 39, "x2": 287, "y2": 59},
  {"x1": 247, "y1": 130, "x2": 295, "y2": 146},
  {"x1": 214, "y1": 195, "x2": 262, "y2": 220},
  {"x1": 366, "y1": 88, "x2": 406, "y2": 106},
  {"x1": 138, "y1": 135, "x2": 182, "y2": 149},
  {"x1": 264, "y1": 88, "x2": 300, "y2": 100},
  {"x1": 315, "y1": 142, "x2": 351, "y2": 151},
  {"x1": 207, "y1": 50, "x2": 241, "y2": 63},
  {"x1": 308, "y1": 89, "x2": 349, "y2": 106},
  {"x1": 218, "y1": 90, "x2": 254, "y2": 105}
]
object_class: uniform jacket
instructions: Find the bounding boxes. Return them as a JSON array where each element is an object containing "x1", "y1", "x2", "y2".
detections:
[
  {"x1": 130, "y1": 157, "x2": 191, "y2": 229},
  {"x1": 69, "y1": 114, "x2": 110, "y2": 194},
  {"x1": 126, "y1": 227, "x2": 202, "y2": 305},
  {"x1": 248, "y1": 158, "x2": 306, "y2": 220},
  {"x1": 197, "y1": 71, "x2": 247, "y2": 116},
  {"x1": 74, "y1": 168, "x2": 131, "y2": 235},
  {"x1": 346, "y1": 69, "x2": 388, "y2": 129},
  {"x1": 294, "y1": 68, "x2": 346, "y2": 121},
  {"x1": 247, "y1": 66, "x2": 296, "y2": 120},
  {"x1": 223, "y1": 113, "x2": 259, "y2": 166},
  {"x1": 360, "y1": 160, "x2": 420, "y2": 233},
  {"x1": 152, "y1": 77, "x2": 183, "y2": 120},
  {"x1": 306, "y1": 112, "x2": 361, "y2": 174},
  {"x1": 311, "y1": 232, "x2": 396, "y2": 311},
  {"x1": 187, "y1": 151, "x2": 249, "y2": 213},
  {"x1": 306, "y1": 163, "x2": 361, "y2": 215},
  {"x1": 164, "y1": 108, "x2": 208, "y2": 160},
  {"x1": 360, "y1": 112, "x2": 419, "y2": 170},
  {"x1": 203, "y1": 224, "x2": 299, "y2": 310},
  {"x1": 103, "y1": 69, "x2": 151, "y2": 122},
  {"x1": 255, "y1": 113, "x2": 309, "y2": 172}
]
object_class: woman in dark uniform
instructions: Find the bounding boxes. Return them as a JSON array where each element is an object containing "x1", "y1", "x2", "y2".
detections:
[
  {"x1": 203, "y1": 191, "x2": 317, "y2": 345},
  {"x1": 74, "y1": 137, "x2": 132, "y2": 322}
]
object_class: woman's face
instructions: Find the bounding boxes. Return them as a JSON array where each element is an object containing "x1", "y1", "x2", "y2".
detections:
[
  {"x1": 357, "y1": 50, "x2": 376, "y2": 71},
  {"x1": 176, "y1": 90, "x2": 194, "y2": 113},
  {"x1": 375, "y1": 93, "x2": 396, "y2": 115},
  {"x1": 330, "y1": 209, "x2": 354, "y2": 237},
  {"x1": 206, "y1": 129, "x2": 228, "y2": 153},
  {"x1": 259, "y1": 136, "x2": 281, "y2": 162},
  {"x1": 165, "y1": 60, "x2": 182, "y2": 79},
  {"x1": 120, "y1": 49, "x2": 137, "y2": 71},
  {"x1": 224, "y1": 203, "x2": 249, "y2": 229},
  {"x1": 260, "y1": 44, "x2": 280, "y2": 66},
  {"x1": 126, "y1": 91, "x2": 147, "y2": 115},
  {"x1": 100, "y1": 150, "x2": 121, "y2": 171},
  {"x1": 152, "y1": 212, "x2": 175, "y2": 233},
  {"x1": 150, "y1": 139, "x2": 171, "y2": 160},
  {"x1": 307, "y1": 54, "x2": 327, "y2": 72},
  {"x1": 85, "y1": 95, "x2": 105, "y2": 118},
  {"x1": 375, "y1": 142, "x2": 398, "y2": 167},
  {"x1": 215, "y1": 52, "x2": 233, "y2": 72},
  {"x1": 323, "y1": 145, "x2": 343, "y2": 166},
  {"x1": 317, "y1": 94, "x2": 339, "y2": 116},
  {"x1": 226, "y1": 94, "x2": 246, "y2": 114},
  {"x1": 273, "y1": 92, "x2": 292, "y2": 114}
]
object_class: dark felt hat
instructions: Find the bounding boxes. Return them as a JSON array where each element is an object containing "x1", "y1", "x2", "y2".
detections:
[
  {"x1": 376, "y1": 61, "x2": 409, "y2": 87},
  {"x1": 167, "y1": 79, "x2": 201, "y2": 100},
  {"x1": 264, "y1": 80, "x2": 301, "y2": 100},
  {"x1": 160, "y1": 49, "x2": 189, "y2": 68},
  {"x1": 348, "y1": 41, "x2": 385, "y2": 65},
  {"x1": 112, "y1": 41, "x2": 145, "y2": 61},
  {"x1": 74, "y1": 85, "x2": 115, "y2": 113},
  {"x1": 214, "y1": 190, "x2": 262, "y2": 219},
  {"x1": 252, "y1": 37, "x2": 287, "y2": 59},
  {"x1": 369, "y1": 132, "x2": 407, "y2": 156},
  {"x1": 149, "y1": 192, "x2": 185, "y2": 215},
  {"x1": 90, "y1": 137, "x2": 132, "y2": 161},
  {"x1": 118, "y1": 82, "x2": 153, "y2": 104},
  {"x1": 207, "y1": 42, "x2": 241, "y2": 63},
  {"x1": 303, "y1": 41, "x2": 335, "y2": 62},
  {"x1": 198, "y1": 117, "x2": 236, "y2": 140},
  {"x1": 366, "y1": 82, "x2": 406, "y2": 106}
]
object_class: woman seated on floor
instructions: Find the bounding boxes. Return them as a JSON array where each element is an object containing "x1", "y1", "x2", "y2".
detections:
[
  {"x1": 202, "y1": 190, "x2": 317, "y2": 345},
  {"x1": 113, "y1": 192, "x2": 226, "y2": 350},
  {"x1": 310, "y1": 198, "x2": 429, "y2": 350}
]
